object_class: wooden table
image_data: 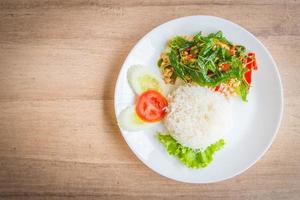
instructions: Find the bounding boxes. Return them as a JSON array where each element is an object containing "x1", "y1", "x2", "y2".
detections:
[{"x1": 0, "y1": 0, "x2": 299, "y2": 199}]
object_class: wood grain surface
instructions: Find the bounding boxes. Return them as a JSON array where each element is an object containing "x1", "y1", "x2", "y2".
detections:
[{"x1": 0, "y1": 0, "x2": 299, "y2": 199}]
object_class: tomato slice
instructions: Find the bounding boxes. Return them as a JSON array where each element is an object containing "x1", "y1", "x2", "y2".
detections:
[{"x1": 136, "y1": 90, "x2": 168, "y2": 122}]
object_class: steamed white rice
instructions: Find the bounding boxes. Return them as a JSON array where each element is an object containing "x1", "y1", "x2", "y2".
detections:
[{"x1": 163, "y1": 85, "x2": 232, "y2": 150}]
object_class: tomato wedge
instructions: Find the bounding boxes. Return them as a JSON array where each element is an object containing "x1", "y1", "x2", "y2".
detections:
[{"x1": 136, "y1": 90, "x2": 168, "y2": 122}]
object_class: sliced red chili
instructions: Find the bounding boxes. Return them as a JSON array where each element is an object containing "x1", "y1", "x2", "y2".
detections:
[
  {"x1": 246, "y1": 52, "x2": 257, "y2": 70},
  {"x1": 221, "y1": 63, "x2": 230, "y2": 71},
  {"x1": 244, "y1": 70, "x2": 252, "y2": 85}
]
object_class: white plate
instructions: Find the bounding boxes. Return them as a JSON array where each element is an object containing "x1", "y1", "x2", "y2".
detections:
[{"x1": 114, "y1": 16, "x2": 283, "y2": 183}]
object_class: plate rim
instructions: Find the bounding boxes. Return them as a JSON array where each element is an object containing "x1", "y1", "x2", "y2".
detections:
[{"x1": 114, "y1": 15, "x2": 284, "y2": 184}]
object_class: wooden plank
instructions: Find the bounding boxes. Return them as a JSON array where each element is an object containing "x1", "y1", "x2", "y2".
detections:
[
  {"x1": 0, "y1": 2, "x2": 299, "y2": 41},
  {"x1": 0, "y1": 0, "x2": 299, "y2": 9},
  {"x1": 0, "y1": 156, "x2": 299, "y2": 199}
]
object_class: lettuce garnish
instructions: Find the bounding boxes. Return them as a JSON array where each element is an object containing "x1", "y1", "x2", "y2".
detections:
[{"x1": 157, "y1": 133, "x2": 225, "y2": 168}]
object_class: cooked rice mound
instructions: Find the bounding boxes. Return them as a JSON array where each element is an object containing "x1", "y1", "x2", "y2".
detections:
[{"x1": 163, "y1": 85, "x2": 233, "y2": 150}]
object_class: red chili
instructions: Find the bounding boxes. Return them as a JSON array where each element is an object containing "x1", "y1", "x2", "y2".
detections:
[
  {"x1": 246, "y1": 53, "x2": 257, "y2": 70},
  {"x1": 244, "y1": 70, "x2": 252, "y2": 85},
  {"x1": 221, "y1": 63, "x2": 230, "y2": 71},
  {"x1": 244, "y1": 52, "x2": 258, "y2": 86},
  {"x1": 186, "y1": 47, "x2": 192, "y2": 53}
]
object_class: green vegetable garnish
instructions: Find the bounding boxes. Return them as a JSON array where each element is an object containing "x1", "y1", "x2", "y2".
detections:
[
  {"x1": 158, "y1": 31, "x2": 254, "y2": 101},
  {"x1": 157, "y1": 133, "x2": 225, "y2": 168}
]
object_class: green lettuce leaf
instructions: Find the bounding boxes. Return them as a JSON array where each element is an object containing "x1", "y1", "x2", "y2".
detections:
[{"x1": 157, "y1": 133, "x2": 225, "y2": 169}]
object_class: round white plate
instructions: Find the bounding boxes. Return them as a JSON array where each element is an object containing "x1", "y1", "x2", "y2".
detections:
[{"x1": 114, "y1": 16, "x2": 283, "y2": 183}]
